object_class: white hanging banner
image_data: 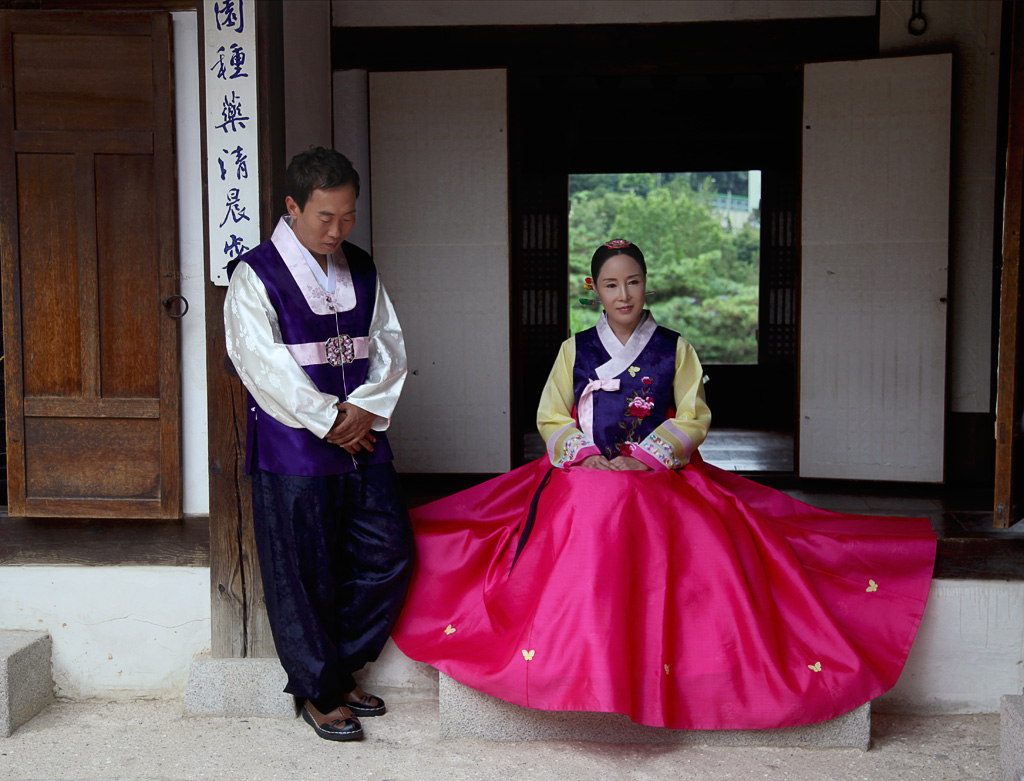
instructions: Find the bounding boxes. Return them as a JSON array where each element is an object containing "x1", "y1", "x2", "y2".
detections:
[{"x1": 203, "y1": 0, "x2": 260, "y2": 286}]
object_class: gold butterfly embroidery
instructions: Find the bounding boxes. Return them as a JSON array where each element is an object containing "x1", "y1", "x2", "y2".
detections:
[
  {"x1": 866, "y1": 580, "x2": 879, "y2": 593},
  {"x1": 664, "y1": 664, "x2": 670, "y2": 675},
  {"x1": 628, "y1": 366, "x2": 640, "y2": 377},
  {"x1": 522, "y1": 649, "x2": 536, "y2": 661},
  {"x1": 807, "y1": 661, "x2": 822, "y2": 672},
  {"x1": 444, "y1": 624, "x2": 456, "y2": 635}
]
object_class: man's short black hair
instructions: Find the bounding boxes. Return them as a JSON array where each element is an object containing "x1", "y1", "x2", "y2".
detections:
[{"x1": 286, "y1": 146, "x2": 360, "y2": 210}]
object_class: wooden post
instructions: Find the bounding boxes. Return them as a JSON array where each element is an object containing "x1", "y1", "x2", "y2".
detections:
[
  {"x1": 202, "y1": 0, "x2": 285, "y2": 657},
  {"x1": 995, "y1": 0, "x2": 1024, "y2": 529}
]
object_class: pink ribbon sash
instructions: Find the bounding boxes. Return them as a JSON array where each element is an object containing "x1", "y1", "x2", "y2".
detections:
[
  {"x1": 577, "y1": 378, "x2": 620, "y2": 442},
  {"x1": 286, "y1": 336, "x2": 369, "y2": 366}
]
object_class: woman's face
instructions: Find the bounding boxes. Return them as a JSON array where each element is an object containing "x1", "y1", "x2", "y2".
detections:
[{"x1": 596, "y1": 253, "x2": 646, "y2": 336}]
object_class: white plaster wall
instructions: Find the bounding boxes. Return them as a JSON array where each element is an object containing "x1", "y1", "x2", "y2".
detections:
[
  {"x1": 331, "y1": 0, "x2": 875, "y2": 26},
  {"x1": 878, "y1": 580, "x2": 1024, "y2": 714},
  {"x1": 880, "y1": 0, "x2": 1003, "y2": 414},
  {"x1": 0, "y1": 567, "x2": 211, "y2": 700},
  {"x1": 172, "y1": 11, "x2": 210, "y2": 515}
]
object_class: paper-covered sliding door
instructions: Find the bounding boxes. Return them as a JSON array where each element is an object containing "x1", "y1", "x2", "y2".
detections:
[
  {"x1": 800, "y1": 54, "x2": 950, "y2": 482},
  {"x1": 368, "y1": 69, "x2": 510, "y2": 473}
]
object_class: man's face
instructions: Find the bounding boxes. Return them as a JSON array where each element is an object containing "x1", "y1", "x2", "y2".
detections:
[{"x1": 285, "y1": 184, "x2": 357, "y2": 262}]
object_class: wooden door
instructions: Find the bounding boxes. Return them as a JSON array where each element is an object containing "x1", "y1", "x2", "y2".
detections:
[
  {"x1": 800, "y1": 54, "x2": 951, "y2": 483},
  {"x1": 368, "y1": 68, "x2": 511, "y2": 474},
  {"x1": 0, "y1": 10, "x2": 181, "y2": 518}
]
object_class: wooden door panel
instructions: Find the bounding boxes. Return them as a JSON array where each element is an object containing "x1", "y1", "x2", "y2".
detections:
[
  {"x1": 24, "y1": 417, "x2": 160, "y2": 499},
  {"x1": 12, "y1": 32, "x2": 154, "y2": 132},
  {"x1": 1, "y1": 10, "x2": 181, "y2": 518},
  {"x1": 17, "y1": 152, "x2": 83, "y2": 397},
  {"x1": 800, "y1": 54, "x2": 951, "y2": 482},
  {"x1": 369, "y1": 68, "x2": 511, "y2": 473},
  {"x1": 96, "y1": 154, "x2": 160, "y2": 398}
]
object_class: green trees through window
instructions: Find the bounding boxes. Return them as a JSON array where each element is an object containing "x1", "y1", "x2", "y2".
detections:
[{"x1": 569, "y1": 172, "x2": 761, "y2": 365}]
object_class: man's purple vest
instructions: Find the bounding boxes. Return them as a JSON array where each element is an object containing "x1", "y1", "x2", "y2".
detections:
[{"x1": 229, "y1": 239, "x2": 394, "y2": 476}]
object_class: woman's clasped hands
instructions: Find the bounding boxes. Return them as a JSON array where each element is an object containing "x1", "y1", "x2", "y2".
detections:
[{"x1": 580, "y1": 454, "x2": 650, "y2": 471}]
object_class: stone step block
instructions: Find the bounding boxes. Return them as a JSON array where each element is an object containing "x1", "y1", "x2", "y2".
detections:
[
  {"x1": 439, "y1": 673, "x2": 870, "y2": 749},
  {"x1": 0, "y1": 630, "x2": 53, "y2": 738},
  {"x1": 184, "y1": 655, "x2": 296, "y2": 719},
  {"x1": 1001, "y1": 693, "x2": 1024, "y2": 781}
]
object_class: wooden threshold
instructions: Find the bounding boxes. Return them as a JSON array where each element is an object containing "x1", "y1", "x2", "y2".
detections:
[{"x1": 0, "y1": 510, "x2": 209, "y2": 567}]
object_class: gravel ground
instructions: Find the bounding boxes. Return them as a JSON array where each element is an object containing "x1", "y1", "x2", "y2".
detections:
[{"x1": 0, "y1": 699, "x2": 1002, "y2": 781}]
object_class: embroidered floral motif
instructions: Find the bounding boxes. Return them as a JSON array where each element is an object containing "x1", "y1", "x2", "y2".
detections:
[
  {"x1": 444, "y1": 624, "x2": 456, "y2": 635},
  {"x1": 866, "y1": 579, "x2": 879, "y2": 593},
  {"x1": 664, "y1": 664, "x2": 671, "y2": 675},
  {"x1": 640, "y1": 432, "x2": 680, "y2": 469},
  {"x1": 522, "y1": 649, "x2": 536, "y2": 661},
  {"x1": 807, "y1": 661, "x2": 822, "y2": 672},
  {"x1": 559, "y1": 432, "x2": 589, "y2": 466},
  {"x1": 627, "y1": 396, "x2": 654, "y2": 418},
  {"x1": 607, "y1": 371, "x2": 656, "y2": 459}
]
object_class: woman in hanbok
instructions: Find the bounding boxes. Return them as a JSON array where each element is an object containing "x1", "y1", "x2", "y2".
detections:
[{"x1": 391, "y1": 239, "x2": 936, "y2": 730}]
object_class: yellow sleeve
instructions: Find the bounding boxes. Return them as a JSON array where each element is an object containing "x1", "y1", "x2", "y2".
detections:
[
  {"x1": 634, "y1": 338, "x2": 711, "y2": 470},
  {"x1": 536, "y1": 337, "x2": 601, "y2": 467}
]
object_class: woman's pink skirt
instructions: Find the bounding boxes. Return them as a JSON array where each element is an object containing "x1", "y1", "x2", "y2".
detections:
[{"x1": 392, "y1": 454, "x2": 935, "y2": 730}]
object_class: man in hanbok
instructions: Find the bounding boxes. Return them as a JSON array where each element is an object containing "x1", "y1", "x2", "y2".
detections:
[{"x1": 224, "y1": 147, "x2": 412, "y2": 742}]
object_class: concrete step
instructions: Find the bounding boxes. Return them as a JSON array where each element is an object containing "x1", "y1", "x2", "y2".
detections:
[
  {"x1": 183, "y1": 655, "x2": 296, "y2": 719},
  {"x1": 439, "y1": 673, "x2": 871, "y2": 748},
  {"x1": 0, "y1": 630, "x2": 53, "y2": 738},
  {"x1": 1001, "y1": 692, "x2": 1024, "y2": 781}
]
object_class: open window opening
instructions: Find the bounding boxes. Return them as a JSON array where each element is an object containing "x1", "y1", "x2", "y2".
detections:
[{"x1": 568, "y1": 171, "x2": 761, "y2": 365}]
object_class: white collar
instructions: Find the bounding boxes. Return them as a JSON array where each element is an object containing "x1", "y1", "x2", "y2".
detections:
[
  {"x1": 594, "y1": 311, "x2": 658, "y2": 380},
  {"x1": 270, "y1": 216, "x2": 357, "y2": 314}
]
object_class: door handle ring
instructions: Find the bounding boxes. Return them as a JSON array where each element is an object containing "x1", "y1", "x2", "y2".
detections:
[{"x1": 163, "y1": 294, "x2": 189, "y2": 319}]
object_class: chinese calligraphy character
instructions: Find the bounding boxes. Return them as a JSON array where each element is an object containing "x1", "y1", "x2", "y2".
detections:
[
  {"x1": 215, "y1": 91, "x2": 250, "y2": 133},
  {"x1": 213, "y1": 0, "x2": 244, "y2": 33},
  {"x1": 226, "y1": 43, "x2": 248, "y2": 79},
  {"x1": 210, "y1": 43, "x2": 249, "y2": 80},
  {"x1": 223, "y1": 234, "x2": 249, "y2": 259},
  {"x1": 220, "y1": 145, "x2": 249, "y2": 180},
  {"x1": 210, "y1": 47, "x2": 227, "y2": 80},
  {"x1": 219, "y1": 188, "x2": 250, "y2": 228}
]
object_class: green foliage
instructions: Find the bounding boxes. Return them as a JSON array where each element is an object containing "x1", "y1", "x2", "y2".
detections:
[{"x1": 569, "y1": 173, "x2": 760, "y2": 364}]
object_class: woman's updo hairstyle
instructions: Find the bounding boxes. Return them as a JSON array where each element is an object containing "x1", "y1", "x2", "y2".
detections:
[{"x1": 591, "y1": 239, "x2": 647, "y2": 280}]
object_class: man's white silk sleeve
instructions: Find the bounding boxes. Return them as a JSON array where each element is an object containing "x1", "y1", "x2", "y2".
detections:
[
  {"x1": 344, "y1": 278, "x2": 408, "y2": 431},
  {"x1": 223, "y1": 262, "x2": 339, "y2": 438}
]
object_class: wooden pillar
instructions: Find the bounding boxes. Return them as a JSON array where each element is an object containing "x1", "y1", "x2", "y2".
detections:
[
  {"x1": 995, "y1": 0, "x2": 1024, "y2": 529},
  {"x1": 201, "y1": 0, "x2": 285, "y2": 657}
]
